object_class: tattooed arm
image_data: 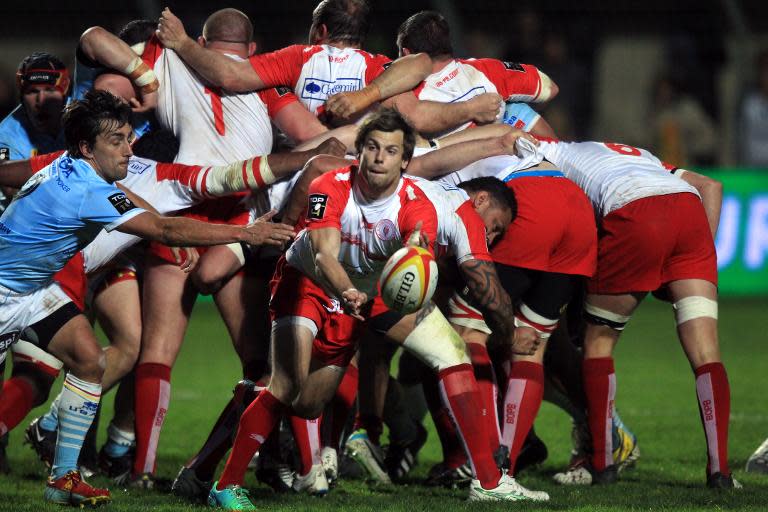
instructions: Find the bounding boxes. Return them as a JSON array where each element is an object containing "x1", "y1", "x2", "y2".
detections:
[{"x1": 459, "y1": 258, "x2": 538, "y2": 354}]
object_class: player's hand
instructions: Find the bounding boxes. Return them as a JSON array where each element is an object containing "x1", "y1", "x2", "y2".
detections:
[
  {"x1": 406, "y1": 221, "x2": 429, "y2": 249},
  {"x1": 467, "y1": 92, "x2": 504, "y2": 124},
  {"x1": 171, "y1": 246, "x2": 199, "y2": 273},
  {"x1": 509, "y1": 325, "x2": 541, "y2": 355},
  {"x1": 499, "y1": 129, "x2": 539, "y2": 155},
  {"x1": 129, "y1": 90, "x2": 158, "y2": 113},
  {"x1": 341, "y1": 287, "x2": 368, "y2": 320},
  {"x1": 156, "y1": 7, "x2": 190, "y2": 51},
  {"x1": 312, "y1": 137, "x2": 347, "y2": 158},
  {"x1": 243, "y1": 210, "x2": 295, "y2": 247},
  {"x1": 326, "y1": 86, "x2": 380, "y2": 120}
]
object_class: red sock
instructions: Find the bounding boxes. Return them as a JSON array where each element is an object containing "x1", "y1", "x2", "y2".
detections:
[
  {"x1": 133, "y1": 363, "x2": 171, "y2": 475},
  {"x1": 438, "y1": 364, "x2": 500, "y2": 489},
  {"x1": 291, "y1": 415, "x2": 321, "y2": 476},
  {"x1": 501, "y1": 361, "x2": 544, "y2": 474},
  {"x1": 218, "y1": 390, "x2": 287, "y2": 488},
  {"x1": 0, "y1": 377, "x2": 35, "y2": 435},
  {"x1": 326, "y1": 365, "x2": 358, "y2": 450},
  {"x1": 467, "y1": 343, "x2": 501, "y2": 453},
  {"x1": 695, "y1": 362, "x2": 731, "y2": 476},
  {"x1": 583, "y1": 357, "x2": 615, "y2": 471},
  {"x1": 423, "y1": 374, "x2": 466, "y2": 468}
]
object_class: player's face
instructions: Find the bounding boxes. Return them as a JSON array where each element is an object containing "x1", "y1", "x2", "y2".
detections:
[
  {"x1": 476, "y1": 202, "x2": 512, "y2": 246},
  {"x1": 87, "y1": 122, "x2": 134, "y2": 183},
  {"x1": 358, "y1": 130, "x2": 409, "y2": 198},
  {"x1": 21, "y1": 84, "x2": 65, "y2": 134}
]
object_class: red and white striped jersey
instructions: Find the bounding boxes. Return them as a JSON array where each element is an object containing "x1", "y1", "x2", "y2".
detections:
[
  {"x1": 413, "y1": 59, "x2": 550, "y2": 136},
  {"x1": 532, "y1": 140, "x2": 699, "y2": 217},
  {"x1": 285, "y1": 166, "x2": 490, "y2": 298},
  {"x1": 248, "y1": 44, "x2": 391, "y2": 116},
  {"x1": 141, "y1": 36, "x2": 297, "y2": 165}
]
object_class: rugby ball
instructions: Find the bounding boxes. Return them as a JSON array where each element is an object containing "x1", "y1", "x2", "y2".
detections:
[{"x1": 379, "y1": 246, "x2": 438, "y2": 314}]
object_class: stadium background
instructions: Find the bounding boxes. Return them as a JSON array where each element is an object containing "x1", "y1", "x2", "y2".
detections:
[{"x1": 0, "y1": 3, "x2": 767, "y2": 510}]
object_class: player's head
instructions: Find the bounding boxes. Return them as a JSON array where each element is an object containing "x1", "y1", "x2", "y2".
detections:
[
  {"x1": 355, "y1": 108, "x2": 415, "y2": 198},
  {"x1": 16, "y1": 52, "x2": 70, "y2": 135},
  {"x1": 63, "y1": 90, "x2": 133, "y2": 182},
  {"x1": 309, "y1": 0, "x2": 370, "y2": 47},
  {"x1": 396, "y1": 11, "x2": 453, "y2": 59},
  {"x1": 118, "y1": 19, "x2": 157, "y2": 46},
  {"x1": 201, "y1": 8, "x2": 256, "y2": 56},
  {"x1": 458, "y1": 177, "x2": 517, "y2": 245}
]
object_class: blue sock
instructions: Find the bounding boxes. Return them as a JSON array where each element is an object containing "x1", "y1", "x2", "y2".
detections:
[
  {"x1": 51, "y1": 374, "x2": 101, "y2": 479},
  {"x1": 38, "y1": 393, "x2": 61, "y2": 432}
]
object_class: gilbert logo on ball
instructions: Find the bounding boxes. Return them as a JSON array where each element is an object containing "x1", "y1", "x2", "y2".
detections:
[{"x1": 379, "y1": 246, "x2": 438, "y2": 314}]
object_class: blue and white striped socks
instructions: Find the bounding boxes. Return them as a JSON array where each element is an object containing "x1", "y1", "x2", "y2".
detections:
[{"x1": 51, "y1": 373, "x2": 101, "y2": 479}]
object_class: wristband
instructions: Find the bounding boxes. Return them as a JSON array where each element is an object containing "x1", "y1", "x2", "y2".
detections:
[{"x1": 123, "y1": 56, "x2": 159, "y2": 94}]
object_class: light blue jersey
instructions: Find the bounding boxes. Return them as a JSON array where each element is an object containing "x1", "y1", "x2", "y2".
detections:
[
  {"x1": 0, "y1": 153, "x2": 145, "y2": 293},
  {"x1": 0, "y1": 106, "x2": 66, "y2": 161}
]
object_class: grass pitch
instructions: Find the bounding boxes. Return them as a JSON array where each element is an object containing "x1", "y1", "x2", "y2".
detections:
[{"x1": 1, "y1": 297, "x2": 767, "y2": 511}]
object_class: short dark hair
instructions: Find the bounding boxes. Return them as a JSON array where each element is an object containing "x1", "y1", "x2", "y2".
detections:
[
  {"x1": 203, "y1": 8, "x2": 253, "y2": 44},
  {"x1": 355, "y1": 108, "x2": 416, "y2": 161},
  {"x1": 131, "y1": 129, "x2": 179, "y2": 163},
  {"x1": 118, "y1": 19, "x2": 157, "y2": 46},
  {"x1": 63, "y1": 90, "x2": 132, "y2": 158},
  {"x1": 397, "y1": 11, "x2": 453, "y2": 58},
  {"x1": 311, "y1": 0, "x2": 370, "y2": 46},
  {"x1": 458, "y1": 177, "x2": 517, "y2": 221}
]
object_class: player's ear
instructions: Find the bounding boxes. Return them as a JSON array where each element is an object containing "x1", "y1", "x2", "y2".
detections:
[
  {"x1": 473, "y1": 190, "x2": 490, "y2": 207},
  {"x1": 248, "y1": 41, "x2": 257, "y2": 56},
  {"x1": 79, "y1": 140, "x2": 94, "y2": 159},
  {"x1": 400, "y1": 47, "x2": 412, "y2": 57},
  {"x1": 197, "y1": 36, "x2": 207, "y2": 47},
  {"x1": 401, "y1": 158, "x2": 410, "y2": 171}
]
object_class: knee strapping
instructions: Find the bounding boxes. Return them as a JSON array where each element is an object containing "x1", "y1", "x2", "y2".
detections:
[
  {"x1": 402, "y1": 306, "x2": 471, "y2": 372},
  {"x1": 673, "y1": 296, "x2": 718, "y2": 325},
  {"x1": 583, "y1": 303, "x2": 631, "y2": 331},
  {"x1": 514, "y1": 302, "x2": 559, "y2": 339}
]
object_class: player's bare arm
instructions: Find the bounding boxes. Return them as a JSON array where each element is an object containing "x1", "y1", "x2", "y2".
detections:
[
  {"x1": 407, "y1": 130, "x2": 537, "y2": 179},
  {"x1": 459, "y1": 258, "x2": 538, "y2": 355},
  {"x1": 386, "y1": 91, "x2": 503, "y2": 135},
  {"x1": 309, "y1": 226, "x2": 368, "y2": 318},
  {"x1": 156, "y1": 7, "x2": 264, "y2": 92},
  {"x1": 677, "y1": 169, "x2": 723, "y2": 237},
  {"x1": 280, "y1": 156, "x2": 350, "y2": 227},
  {"x1": 325, "y1": 53, "x2": 432, "y2": 119},
  {"x1": 0, "y1": 158, "x2": 34, "y2": 188},
  {"x1": 272, "y1": 102, "x2": 329, "y2": 144},
  {"x1": 79, "y1": 26, "x2": 159, "y2": 112},
  {"x1": 116, "y1": 209, "x2": 294, "y2": 248}
]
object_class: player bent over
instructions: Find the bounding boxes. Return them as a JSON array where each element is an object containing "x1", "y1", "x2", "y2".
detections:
[{"x1": 0, "y1": 90, "x2": 294, "y2": 507}]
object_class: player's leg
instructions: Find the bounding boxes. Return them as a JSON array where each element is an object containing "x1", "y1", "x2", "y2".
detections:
[
  {"x1": 132, "y1": 254, "x2": 197, "y2": 482},
  {"x1": 44, "y1": 313, "x2": 111, "y2": 506},
  {"x1": 582, "y1": 292, "x2": 645, "y2": 481},
  {"x1": 666, "y1": 278, "x2": 736, "y2": 487}
]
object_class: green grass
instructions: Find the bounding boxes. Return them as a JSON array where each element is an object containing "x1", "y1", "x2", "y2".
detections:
[{"x1": 1, "y1": 298, "x2": 767, "y2": 510}]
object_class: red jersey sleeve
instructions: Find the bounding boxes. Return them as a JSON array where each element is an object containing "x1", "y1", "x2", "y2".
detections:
[
  {"x1": 464, "y1": 59, "x2": 544, "y2": 102},
  {"x1": 257, "y1": 86, "x2": 300, "y2": 119},
  {"x1": 248, "y1": 44, "x2": 311, "y2": 90},
  {"x1": 454, "y1": 200, "x2": 493, "y2": 263},
  {"x1": 31, "y1": 150, "x2": 64, "y2": 172},
  {"x1": 397, "y1": 180, "x2": 439, "y2": 256},
  {"x1": 361, "y1": 52, "x2": 392, "y2": 85},
  {"x1": 140, "y1": 34, "x2": 165, "y2": 69},
  {"x1": 305, "y1": 167, "x2": 353, "y2": 230}
]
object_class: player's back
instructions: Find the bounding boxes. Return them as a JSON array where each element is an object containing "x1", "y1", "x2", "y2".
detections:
[
  {"x1": 142, "y1": 39, "x2": 273, "y2": 165},
  {"x1": 538, "y1": 140, "x2": 698, "y2": 216}
]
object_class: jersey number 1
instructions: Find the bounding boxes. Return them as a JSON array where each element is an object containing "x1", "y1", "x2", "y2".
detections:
[{"x1": 204, "y1": 87, "x2": 226, "y2": 136}]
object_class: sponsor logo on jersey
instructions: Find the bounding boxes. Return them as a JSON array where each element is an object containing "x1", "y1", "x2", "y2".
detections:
[
  {"x1": 128, "y1": 160, "x2": 151, "y2": 175},
  {"x1": 307, "y1": 193, "x2": 328, "y2": 220},
  {"x1": 0, "y1": 147, "x2": 9, "y2": 161},
  {"x1": 108, "y1": 193, "x2": 137, "y2": 214},
  {"x1": 503, "y1": 61, "x2": 525, "y2": 72},
  {"x1": 0, "y1": 331, "x2": 20, "y2": 354},
  {"x1": 435, "y1": 68, "x2": 460, "y2": 87},
  {"x1": 328, "y1": 54, "x2": 350, "y2": 64},
  {"x1": 301, "y1": 77, "x2": 361, "y2": 100},
  {"x1": 374, "y1": 219, "x2": 396, "y2": 241}
]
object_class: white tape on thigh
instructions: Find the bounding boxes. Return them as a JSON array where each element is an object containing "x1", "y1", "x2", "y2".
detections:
[
  {"x1": 673, "y1": 296, "x2": 718, "y2": 325},
  {"x1": 225, "y1": 242, "x2": 246, "y2": 266},
  {"x1": 513, "y1": 303, "x2": 558, "y2": 339},
  {"x1": 447, "y1": 293, "x2": 491, "y2": 334},
  {"x1": 402, "y1": 307, "x2": 471, "y2": 372},
  {"x1": 584, "y1": 302, "x2": 632, "y2": 330},
  {"x1": 12, "y1": 339, "x2": 64, "y2": 371},
  {"x1": 272, "y1": 316, "x2": 319, "y2": 338}
]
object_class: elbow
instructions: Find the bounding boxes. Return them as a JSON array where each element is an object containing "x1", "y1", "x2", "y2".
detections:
[{"x1": 79, "y1": 26, "x2": 108, "y2": 59}]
